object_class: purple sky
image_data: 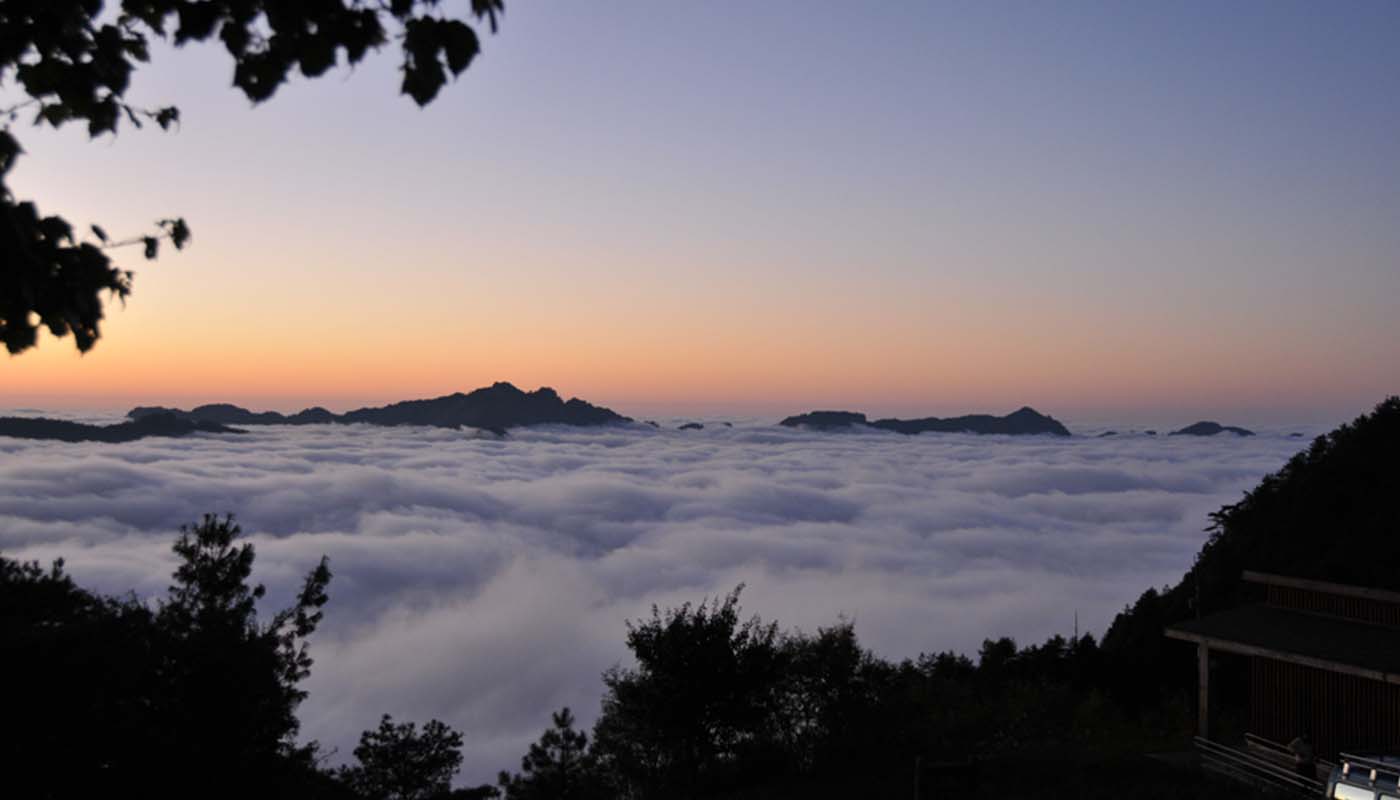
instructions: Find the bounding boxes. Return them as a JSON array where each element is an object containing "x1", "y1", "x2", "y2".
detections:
[{"x1": 4, "y1": 1, "x2": 1397, "y2": 425}]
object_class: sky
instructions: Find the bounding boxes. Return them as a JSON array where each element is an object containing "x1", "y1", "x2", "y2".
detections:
[
  {"x1": 4, "y1": 1, "x2": 1399, "y2": 424},
  {"x1": 0, "y1": 421, "x2": 1312, "y2": 782}
]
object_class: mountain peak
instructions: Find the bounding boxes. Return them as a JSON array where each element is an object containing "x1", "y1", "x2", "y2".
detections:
[
  {"x1": 1170, "y1": 421, "x2": 1255, "y2": 437},
  {"x1": 126, "y1": 383, "x2": 629, "y2": 432},
  {"x1": 782, "y1": 406, "x2": 1071, "y2": 436}
]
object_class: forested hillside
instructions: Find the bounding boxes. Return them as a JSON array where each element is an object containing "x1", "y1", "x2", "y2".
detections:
[{"x1": 1099, "y1": 396, "x2": 1400, "y2": 711}]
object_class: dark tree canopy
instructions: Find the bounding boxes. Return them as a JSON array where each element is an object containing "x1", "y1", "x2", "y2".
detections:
[
  {"x1": 1, "y1": 0, "x2": 504, "y2": 354},
  {"x1": 339, "y1": 714, "x2": 466, "y2": 800},
  {"x1": 591, "y1": 586, "x2": 788, "y2": 796},
  {"x1": 159, "y1": 512, "x2": 333, "y2": 765},
  {"x1": 0, "y1": 513, "x2": 334, "y2": 800},
  {"x1": 498, "y1": 708, "x2": 607, "y2": 800},
  {"x1": 582, "y1": 587, "x2": 1191, "y2": 799}
]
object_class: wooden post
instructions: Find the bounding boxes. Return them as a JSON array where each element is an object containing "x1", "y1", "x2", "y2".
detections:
[{"x1": 1198, "y1": 642, "x2": 1210, "y2": 739}]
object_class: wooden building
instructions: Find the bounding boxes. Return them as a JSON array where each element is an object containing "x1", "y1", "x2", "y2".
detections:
[{"x1": 1166, "y1": 571, "x2": 1400, "y2": 761}]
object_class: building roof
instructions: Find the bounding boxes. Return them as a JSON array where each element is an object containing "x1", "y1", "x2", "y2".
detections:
[
  {"x1": 1166, "y1": 604, "x2": 1400, "y2": 685},
  {"x1": 1243, "y1": 570, "x2": 1400, "y2": 605}
]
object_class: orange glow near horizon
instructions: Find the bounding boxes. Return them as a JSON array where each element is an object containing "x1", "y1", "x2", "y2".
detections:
[{"x1": 5, "y1": 247, "x2": 1389, "y2": 424}]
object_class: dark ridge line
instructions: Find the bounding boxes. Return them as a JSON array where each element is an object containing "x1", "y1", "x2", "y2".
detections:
[{"x1": 778, "y1": 406, "x2": 1072, "y2": 436}]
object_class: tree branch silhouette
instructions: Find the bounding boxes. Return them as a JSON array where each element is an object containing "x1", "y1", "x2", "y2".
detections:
[{"x1": 1, "y1": 0, "x2": 505, "y2": 355}]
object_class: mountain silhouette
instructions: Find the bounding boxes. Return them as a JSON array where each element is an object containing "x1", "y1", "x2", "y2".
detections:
[
  {"x1": 778, "y1": 411, "x2": 870, "y2": 430},
  {"x1": 0, "y1": 412, "x2": 244, "y2": 443},
  {"x1": 1169, "y1": 421, "x2": 1255, "y2": 437},
  {"x1": 128, "y1": 382, "x2": 630, "y2": 432},
  {"x1": 127, "y1": 403, "x2": 291, "y2": 425},
  {"x1": 780, "y1": 407, "x2": 1071, "y2": 436}
]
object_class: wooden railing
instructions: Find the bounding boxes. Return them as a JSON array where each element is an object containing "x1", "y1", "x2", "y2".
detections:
[
  {"x1": 1194, "y1": 736, "x2": 1325, "y2": 797},
  {"x1": 1244, "y1": 732, "x2": 1336, "y2": 779}
]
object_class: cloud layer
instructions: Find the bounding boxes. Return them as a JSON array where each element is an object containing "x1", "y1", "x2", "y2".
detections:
[{"x1": 0, "y1": 420, "x2": 1308, "y2": 782}]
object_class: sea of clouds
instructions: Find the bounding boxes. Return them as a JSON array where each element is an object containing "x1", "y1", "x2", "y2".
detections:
[{"x1": 0, "y1": 419, "x2": 1311, "y2": 783}]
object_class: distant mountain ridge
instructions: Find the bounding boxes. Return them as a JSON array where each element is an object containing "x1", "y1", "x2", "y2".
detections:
[
  {"x1": 779, "y1": 406, "x2": 1072, "y2": 436},
  {"x1": 1169, "y1": 421, "x2": 1255, "y2": 437},
  {"x1": 7, "y1": 388, "x2": 1264, "y2": 443},
  {"x1": 127, "y1": 382, "x2": 630, "y2": 432},
  {"x1": 779, "y1": 411, "x2": 868, "y2": 430},
  {"x1": 0, "y1": 412, "x2": 244, "y2": 443},
  {"x1": 126, "y1": 403, "x2": 336, "y2": 426}
]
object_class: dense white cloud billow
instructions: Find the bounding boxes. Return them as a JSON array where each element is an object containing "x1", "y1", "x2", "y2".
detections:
[{"x1": 0, "y1": 420, "x2": 1308, "y2": 782}]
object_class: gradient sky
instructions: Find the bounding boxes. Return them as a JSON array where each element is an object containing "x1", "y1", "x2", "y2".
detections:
[{"x1": 4, "y1": 1, "x2": 1398, "y2": 424}]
